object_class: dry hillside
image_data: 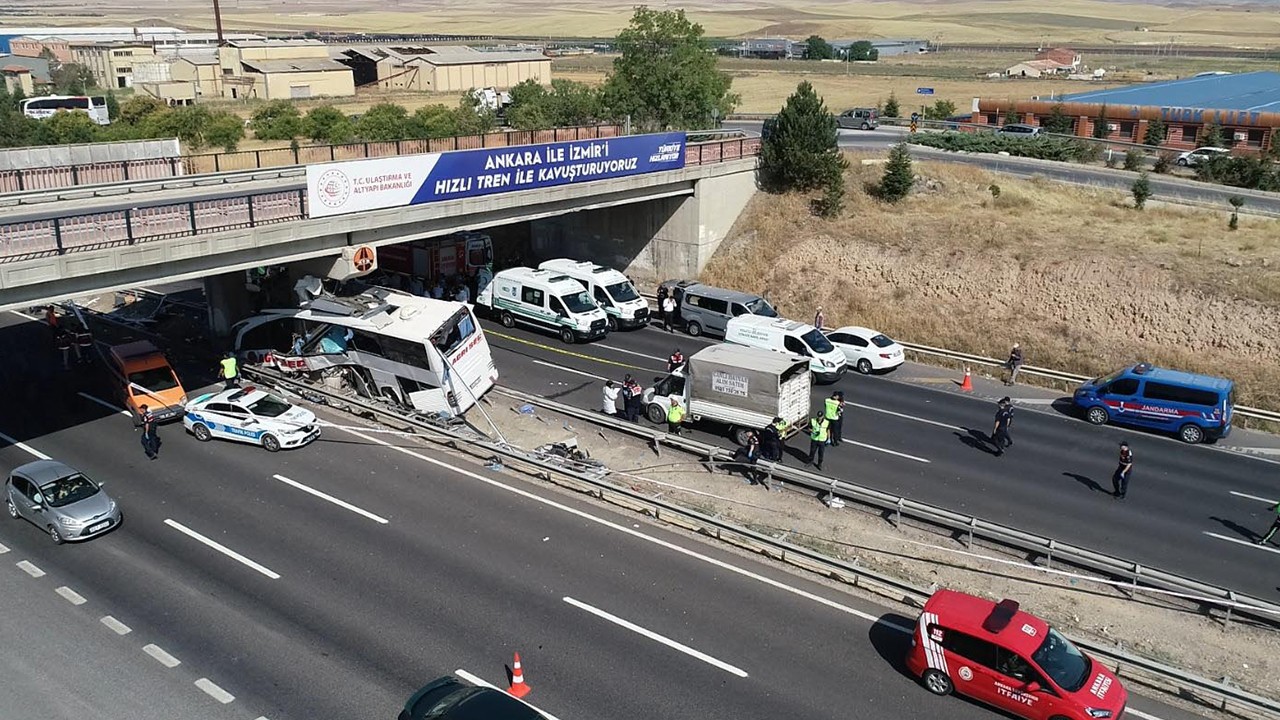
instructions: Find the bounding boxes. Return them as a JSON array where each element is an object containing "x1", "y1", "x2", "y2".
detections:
[{"x1": 702, "y1": 157, "x2": 1280, "y2": 409}]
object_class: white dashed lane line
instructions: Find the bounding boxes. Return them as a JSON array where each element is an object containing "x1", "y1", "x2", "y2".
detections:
[
  {"x1": 0, "y1": 541, "x2": 8, "y2": 554},
  {"x1": 163, "y1": 518, "x2": 281, "y2": 580},
  {"x1": 271, "y1": 474, "x2": 389, "y2": 524},
  {"x1": 195, "y1": 678, "x2": 236, "y2": 704},
  {"x1": 100, "y1": 616, "x2": 132, "y2": 635},
  {"x1": 0, "y1": 428, "x2": 52, "y2": 460},
  {"x1": 143, "y1": 643, "x2": 182, "y2": 668},
  {"x1": 16, "y1": 560, "x2": 45, "y2": 577},
  {"x1": 55, "y1": 586, "x2": 87, "y2": 605}
]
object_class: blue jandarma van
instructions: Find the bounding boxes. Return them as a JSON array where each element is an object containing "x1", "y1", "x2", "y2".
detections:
[{"x1": 1072, "y1": 363, "x2": 1233, "y2": 444}]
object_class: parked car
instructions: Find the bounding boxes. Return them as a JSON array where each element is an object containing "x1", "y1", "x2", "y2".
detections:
[
  {"x1": 837, "y1": 108, "x2": 879, "y2": 130},
  {"x1": 399, "y1": 676, "x2": 544, "y2": 720},
  {"x1": 183, "y1": 386, "x2": 320, "y2": 452},
  {"x1": 6, "y1": 460, "x2": 122, "y2": 544},
  {"x1": 656, "y1": 280, "x2": 777, "y2": 338},
  {"x1": 1071, "y1": 362, "x2": 1233, "y2": 444},
  {"x1": 824, "y1": 326, "x2": 905, "y2": 374},
  {"x1": 1175, "y1": 146, "x2": 1230, "y2": 166},
  {"x1": 997, "y1": 123, "x2": 1041, "y2": 137}
]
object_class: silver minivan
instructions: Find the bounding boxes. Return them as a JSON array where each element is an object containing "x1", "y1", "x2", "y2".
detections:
[{"x1": 658, "y1": 280, "x2": 778, "y2": 337}]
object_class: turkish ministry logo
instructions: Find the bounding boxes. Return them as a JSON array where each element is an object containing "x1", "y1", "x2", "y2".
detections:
[{"x1": 315, "y1": 169, "x2": 352, "y2": 209}]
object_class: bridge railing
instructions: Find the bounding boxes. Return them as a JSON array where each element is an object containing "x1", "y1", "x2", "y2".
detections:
[
  {"x1": 0, "y1": 137, "x2": 761, "y2": 263},
  {"x1": 0, "y1": 125, "x2": 625, "y2": 194}
]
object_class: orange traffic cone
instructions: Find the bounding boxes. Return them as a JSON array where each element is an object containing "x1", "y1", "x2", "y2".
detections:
[
  {"x1": 508, "y1": 652, "x2": 531, "y2": 698},
  {"x1": 959, "y1": 367, "x2": 973, "y2": 393}
]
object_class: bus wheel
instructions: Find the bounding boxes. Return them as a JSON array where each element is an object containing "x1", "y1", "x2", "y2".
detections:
[{"x1": 500, "y1": 312, "x2": 516, "y2": 328}]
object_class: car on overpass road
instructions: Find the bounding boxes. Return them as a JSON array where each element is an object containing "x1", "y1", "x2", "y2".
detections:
[
  {"x1": 183, "y1": 386, "x2": 320, "y2": 452},
  {"x1": 399, "y1": 676, "x2": 544, "y2": 720},
  {"x1": 6, "y1": 459, "x2": 122, "y2": 544}
]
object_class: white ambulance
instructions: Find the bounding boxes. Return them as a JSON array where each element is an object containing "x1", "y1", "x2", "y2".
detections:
[
  {"x1": 537, "y1": 259, "x2": 650, "y2": 331},
  {"x1": 477, "y1": 267, "x2": 609, "y2": 343},
  {"x1": 724, "y1": 315, "x2": 847, "y2": 383}
]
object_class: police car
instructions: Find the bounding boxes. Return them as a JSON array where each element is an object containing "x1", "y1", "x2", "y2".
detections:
[{"x1": 183, "y1": 387, "x2": 320, "y2": 452}]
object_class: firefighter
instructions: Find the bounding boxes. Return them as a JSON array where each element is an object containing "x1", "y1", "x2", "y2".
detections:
[{"x1": 74, "y1": 323, "x2": 94, "y2": 365}]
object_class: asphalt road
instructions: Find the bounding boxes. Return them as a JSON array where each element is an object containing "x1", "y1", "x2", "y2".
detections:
[
  {"x1": 0, "y1": 310, "x2": 1203, "y2": 720},
  {"x1": 724, "y1": 121, "x2": 1280, "y2": 215},
  {"x1": 478, "y1": 315, "x2": 1280, "y2": 600}
]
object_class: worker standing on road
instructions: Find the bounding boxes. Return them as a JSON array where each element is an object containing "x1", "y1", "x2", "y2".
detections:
[
  {"x1": 992, "y1": 397, "x2": 1014, "y2": 456},
  {"x1": 1111, "y1": 441, "x2": 1134, "y2": 500},
  {"x1": 74, "y1": 323, "x2": 94, "y2": 365},
  {"x1": 218, "y1": 352, "x2": 240, "y2": 389},
  {"x1": 824, "y1": 391, "x2": 845, "y2": 446},
  {"x1": 807, "y1": 411, "x2": 830, "y2": 472},
  {"x1": 1257, "y1": 502, "x2": 1280, "y2": 545},
  {"x1": 661, "y1": 294, "x2": 677, "y2": 332},
  {"x1": 666, "y1": 398, "x2": 686, "y2": 435},
  {"x1": 139, "y1": 404, "x2": 160, "y2": 460},
  {"x1": 55, "y1": 328, "x2": 72, "y2": 370},
  {"x1": 667, "y1": 348, "x2": 685, "y2": 372},
  {"x1": 761, "y1": 417, "x2": 783, "y2": 463},
  {"x1": 601, "y1": 380, "x2": 620, "y2": 416},
  {"x1": 814, "y1": 306, "x2": 825, "y2": 330},
  {"x1": 45, "y1": 305, "x2": 59, "y2": 334},
  {"x1": 1005, "y1": 342, "x2": 1025, "y2": 386}
]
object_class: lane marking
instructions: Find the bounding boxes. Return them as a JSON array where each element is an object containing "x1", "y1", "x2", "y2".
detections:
[
  {"x1": 195, "y1": 678, "x2": 236, "y2": 704},
  {"x1": 1204, "y1": 532, "x2": 1280, "y2": 555},
  {"x1": 100, "y1": 616, "x2": 132, "y2": 635},
  {"x1": 844, "y1": 401, "x2": 962, "y2": 432},
  {"x1": 1011, "y1": 398, "x2": 1058, "y2": 406},
  {"x1": 55, "y1": 586, "x2": 87, "y2": 605},
  {"x1": 0, "y1": 429, "x2": 51, "y2": 460},
  {"x1": 8, "y1": 309, "x2": 40, "y2": 322},
  {"x1": 488, "y1": 328, "x2": 647, "y2": 371},
  {"x1": 1230, "y1": 490, "x2": 1278, "y2": 504},
  {"x1": 454, "y1": 669, "x2": 564, "y2": 720},
  {"x1": 533, "y1": 359, "x2": 611, "y2": 382},
  {"x1": 564, "y1": 595, "x2": 749, "y2": 677},
  {"x1": 0, "y1": 542, "x2": 8, "y2": 554},
  {"x1": 1126, "y1": 709, "x2": 1166, "y2": 720},
  {"x1": 595, "y1": 343, "x2": 666, "y2": 363},
  {"x1": 272, "y1": 474, "x2": 389, "y2": 524},
  {"x1": 17, "y1": 560, "x2": 45, "y2": 577},
  {"x1": 843, "y1": 439, "x2": 930, "y2": 463},
  {"x1": 143, "y1": 643, "x2": 181, "y2": 668},
  {"x1": 163, "y1": 519, "x2": 281, "y2": 580},
  {"x1": 78, "y1": 391, "x2": 132, "y2": 417},
  {"x1": 331, "y1": 425, "x2": 893, "y2": 626}
]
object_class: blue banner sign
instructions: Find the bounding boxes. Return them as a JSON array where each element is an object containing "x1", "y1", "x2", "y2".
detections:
[
  {"x1": 307, "y1": 132, "x2": 688, "y2": 218},
  {"x1": 916, "y1": 87, "x2": 935, "y2": 95}
]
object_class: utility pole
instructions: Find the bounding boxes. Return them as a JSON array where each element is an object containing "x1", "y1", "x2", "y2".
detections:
[{"x1": 212, "y1": 0, "x2": 225, "y2": 46}]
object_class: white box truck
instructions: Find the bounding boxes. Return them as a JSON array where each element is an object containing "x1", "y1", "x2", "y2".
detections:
[{"x1": 643, "y1": 344, "x2": 811, "y2": 446}]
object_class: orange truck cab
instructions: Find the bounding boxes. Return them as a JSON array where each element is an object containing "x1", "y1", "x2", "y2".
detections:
[{"x1": 107, "y1": 341, "x2": 187, "y2": 424}]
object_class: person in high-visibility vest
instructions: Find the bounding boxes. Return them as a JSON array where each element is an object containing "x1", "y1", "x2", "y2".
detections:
[
  {"x1": 219, "y1": 352, "x2": 240, "y2": 390},
  {"x1": 824, "y1": 391, "x2": 845, "y2": 445},
  {"x1": 667, "y1": 399, "x2": 686, "y2": 435},
  {"x1": 807, "y1": 412, "x2": 830, "y2": 471}
]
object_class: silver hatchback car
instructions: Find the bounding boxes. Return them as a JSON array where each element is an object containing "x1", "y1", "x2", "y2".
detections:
[{"x1": 5, "y1": 460, "x2": 122, "y2": 544}]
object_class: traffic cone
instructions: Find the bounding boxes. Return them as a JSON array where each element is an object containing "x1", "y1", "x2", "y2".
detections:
[
  {"x1": 959, "y1": 367, "x2": 973, "y2": 393},
  {"x1": 508, "y1": 652, "x2": 531, "y2": 698}
]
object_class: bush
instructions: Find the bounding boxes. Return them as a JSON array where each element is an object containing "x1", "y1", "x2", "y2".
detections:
[
  {"x1": 1196, "y1": 155, "x2": 1280, "y2": 191},
  {"x1": 876, "y1": 142, "x2": 914, "y2": 203},
  {"x1": 882, "y1": 92, "x2": 900, "y2": 119},
  {"x1": 1122, "y1": 148, "x2": 1143, "y2": 171},
  {"x1": 1104, "y1": 151, "x2": 1119, "y2": 168},
  {"x1": 907, "y1": 131, "x2": 1108, "y2": 165},
  {"x1": 1131, "y1": 172, "x2": 1151, "y2": 210},
  {"x1": 355, "y1": 103, "x2": 410, "y2": 141},
  {"x1": 923, "y1": 99, "x2": 957, "y2": 121},
  {"x1": 304, "y1": 105, "x2": 353, "y2": 144},
  {"x1": 250, "y1": 100, "x2": 305, "y2": 140},
  {"x1": 1152, "y1": 151, "x2": 1174, "y2": 174},
  {"x1": 205, "y1": 110, "x2": 246, "y2": 152},
  {"x1": 1042, "y1": 103, "x2": 1074, "y2": 134}
]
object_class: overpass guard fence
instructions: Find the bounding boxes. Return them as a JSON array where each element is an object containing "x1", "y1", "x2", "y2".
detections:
[
  {"x1": 0, "y1": 136, "x2": 761, "y2": 264},
  {"x1": 0, "y1": 124, "x2": 625, "y2": 194}
]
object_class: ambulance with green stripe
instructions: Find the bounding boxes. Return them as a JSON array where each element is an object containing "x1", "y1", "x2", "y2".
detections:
[
  {"x1": 537, "y1": 258, "x2": 650, "y2": 331},
  {"x1": 477, "y1": 267, "x2": 610, "y2": 344}
]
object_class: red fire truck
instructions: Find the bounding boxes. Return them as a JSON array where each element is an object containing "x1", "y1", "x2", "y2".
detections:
[{"x1": 377, "y1": 231, "x2": 493, "y2": 285}]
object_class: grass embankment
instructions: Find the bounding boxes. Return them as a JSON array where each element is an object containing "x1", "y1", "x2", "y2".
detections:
[{"x1": 702, "y1": 155, "x2": 1280, "y2": 409}]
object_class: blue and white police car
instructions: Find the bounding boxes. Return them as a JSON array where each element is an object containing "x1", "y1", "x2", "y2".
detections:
[{"x1": 183, "y1": 387, "x2": 320, "y2": 452}]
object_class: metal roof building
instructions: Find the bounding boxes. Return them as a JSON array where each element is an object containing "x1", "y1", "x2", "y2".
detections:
[{"x1": 974, "y1": 71, "x2": 1280, "y2": 154}]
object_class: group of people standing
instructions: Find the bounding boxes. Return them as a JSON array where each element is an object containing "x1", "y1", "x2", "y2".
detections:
[{"x1": 383, "y1": 264, "x2": 494, "y2": 305}]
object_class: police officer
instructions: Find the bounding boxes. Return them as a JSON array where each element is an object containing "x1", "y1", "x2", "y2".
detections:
[
  {"x1": 824, "y1": 391, "x2": 845, "y2": 446},
  {"x1": 1112, "y1": 441, "x2": 1134, "y2": 500},
  {"x1": 218, "y1": 352, "x2": 240, "y2": 389},
  {"x1": 55, "y1": 328, "x2": 72, "y2": 370},
  {"x1": 667, "y1": 398, "x2": 686, "y2": 435},
  {"x1": 761, "y1": 417, "x2": 783, "y2": 463},
  {"x1": 74, "y1": 323, "x2": 94, "y2": 365},
  {"x1": 991, "y1": 397, "x2": 1014, "y2": 456},
  {"x1": 139, "y1": 404, "x2": 160, "y2": 459},
  {"x1": 807, "y1": 411, "x2": 830, "y2": 471},
  {"x1": 1257, "y1": 501, "x2": 1280, "y2": 546},
  {"x1": 667, "y1": 348, "x2": 685, "y2": 373}
]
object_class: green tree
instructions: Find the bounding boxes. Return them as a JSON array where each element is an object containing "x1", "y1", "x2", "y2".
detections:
[
  {"x1": 1042, "y1": 103, "x2": 1074, "y2": 134},
  {"x1": 815, "y1": 161, "x2": 846, "y2": 218},
  {"x1": 411, "y1": 104, "x2": 461, "y2": 138},
  {"x1": 505, "y1": 79, "x2": 553, "y2": 130},
  {"x1": 105, "y1": 90, "x2": 121, "y2": 121},
  {"x1": 250, "y1": 100, "x2": 305, "y2": 140},
  {"x1": 547, "y1": 79, "x2": 600, "y2": 126},
  {"x1": 1002, "y1": 106, "x2": 1023, "y2": 125},
  {"x1": 805, "y1": 35, "x2": 835, "y2": 61},
  {"x1": 1123, "y1": 148, "x2": 1143, "y2": 171},
  {"x1": 1131, "y1": 172, "x2": 1151, "y2": 209},
  {"x1": 1199, "y1": 121, "x2": 1225, "y2": 148},
  {"x1": 355, "y1": 103, "x2": 410, "y2": 141},
  {"x1": 923, "y1": 99, "x2": 957, "y2": 120},
  {"x1": 119, "y1": 95, "x2": 168, "y2": 126},
  {"x1": 847, "y1": 40, "x2": 878, "y2": 61},
  {"x1": 877, "y1": 141, "x2": 915, "y2": 202},
  {"x1": 147, "y1": 105, "x2": 213, "y2": 148},
  {"x1": 0, "y1": 108, "x2": 38, "y2": 147},
  {"x1": 882, "y1": 92, "x2": 900, "y2": 118},
  {"x1": 304, "y1": 105, "x2": 353, "y2": 144},
  {"x1": 1093, "y1": 104, "x2": 1109, "y2": 139},
  {"x1": 601, "y1": 7, "x2": 738, "y2": 131},
  {"x1": 758, "y1": 81, "x2": 847, "y2": 196},
  {"x1": 50, "y1": 62, "x2": 96, "y2": 94},
  {"x1": 205, "y1": 110, "x2": 246, "y2": 151},
  {"x1": 1143, "y1": 117, "x2": 1166, "y2": 146},
  {"x1": 454, "y1": 92, "x2": 498, "y2": 135},
  {"x1": 44, "y1": 110, "x2": 99, "y2": 144}
]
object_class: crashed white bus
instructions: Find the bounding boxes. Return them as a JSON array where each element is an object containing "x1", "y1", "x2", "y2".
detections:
[{"x1": 231, "y1": 282, "x2": 498, "y2": 416}]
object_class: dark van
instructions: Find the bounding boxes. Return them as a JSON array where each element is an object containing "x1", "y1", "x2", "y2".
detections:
[{"x1": 1072, "y1": 363, "x2": 1233, "y2": 444}]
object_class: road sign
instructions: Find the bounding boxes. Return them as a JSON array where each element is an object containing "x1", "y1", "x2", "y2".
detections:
[
  {"x1": 352, "y1": 245, "x2": 375, "y2": 273},
  {"x1": 916, "y1": 87, "x2": 935, "y2": 95}
]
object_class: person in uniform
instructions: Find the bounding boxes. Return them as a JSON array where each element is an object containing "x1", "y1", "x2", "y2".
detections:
[
  {"x1": 824, "y1": 391, "x2": 845, "y2": 445},
  {"x1": 218, "y1": 352, "x2": 240, "y2": 390},
  {"x1": 139, "y1": 404, "x2": 160, "y2": 459},
  {"x1": 1111, "y1": 442, "x2": 1134, "y2": 500},
  {"x1": 807, "y1": 412, "x2": 830, "y2": 471},
  {"x1": 991, "y1": 397, "x2": 1014, "y2": 456}
]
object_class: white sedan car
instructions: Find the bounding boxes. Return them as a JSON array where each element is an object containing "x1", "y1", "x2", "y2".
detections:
[
  {"x1": 183, "y1": 386, "x2": 320, "y2": 452},
  {"x1": 1175, "y1": 146, "x2": 1229, "y2": 167},
  {"x1": 824, "y1": 326, "x2": 906, "y2": 374}
]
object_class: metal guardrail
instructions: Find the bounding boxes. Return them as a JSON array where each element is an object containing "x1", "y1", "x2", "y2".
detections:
[
  {"x1": 0, "y1": 166, "x2": 307, "y2": 207},
  {"x1": 0, "y1": 137, "x2": 760, "y2": 264},
  {"x1": 238, "y1": 363, "x2": 1280, "y2": 720},
  {"x1": 0, "y1": 125, "x2": 626, "y2": 195}
]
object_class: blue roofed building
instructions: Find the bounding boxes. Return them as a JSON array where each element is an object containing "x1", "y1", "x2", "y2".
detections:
[{"x1": 973, "y1": 70, "x2": 1280, "y2": 153}]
